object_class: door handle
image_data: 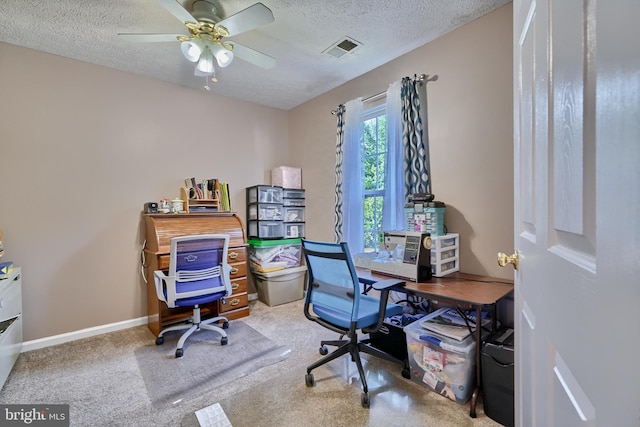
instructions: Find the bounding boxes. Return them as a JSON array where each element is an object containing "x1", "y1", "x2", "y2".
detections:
[{"x1": 497, "y1": 251, "x2": 519, "y2": 270}]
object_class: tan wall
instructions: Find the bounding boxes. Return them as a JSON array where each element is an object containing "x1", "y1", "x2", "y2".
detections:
[
  {"x1": 0, "y1": 3, "x2": 513, "y2": 341},
  {"x1": 289, "y1": 4, "x2": 514, "y2": 279},
  {"x1": 0, "y1": 43, "x2": 289, "y2": 341}
]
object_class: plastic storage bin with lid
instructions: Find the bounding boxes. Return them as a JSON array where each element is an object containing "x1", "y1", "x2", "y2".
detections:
[
  {"x1": 252, "y1": 265, "x2": 307, "y2": 306},
  {"x1": 247, "y1": 238, "x2": 302, "y2": 273},
  {"x1": 404, "y1": 308, "x2": 477, "y2": 403}
]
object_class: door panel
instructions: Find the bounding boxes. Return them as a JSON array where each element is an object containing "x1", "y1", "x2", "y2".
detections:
[{"x1": 514, "y1": 0, "x2": 640, "y2": 426}]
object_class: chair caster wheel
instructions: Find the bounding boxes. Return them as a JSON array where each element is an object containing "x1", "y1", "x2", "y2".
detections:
[
  {"x1": 221, "y1": 336, "x2": 228, "y2": 345},
  {"x1": 319, "y1": 345, "x2": 328, "y2": 355},
  {"x1": 361, "y1": 392, "x2": 370, "y2": 408},
  {"x1": 222, "y1": 321, "x2": 229, "y2": 329},
  {"x1": 155, "y1": 336, "x2": 164, "y2": 345},
  {"x1": 305, "y1": 373, "x2": 315, "y2": 387},
  {"x1": 175, "y1": 348, "x2": 184, "y2": 358},
  {"x1": 402, "y1": 367, "x2": 411, "y2": 379}
]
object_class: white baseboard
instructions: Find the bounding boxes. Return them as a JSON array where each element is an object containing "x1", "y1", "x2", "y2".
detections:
[{"x1": 21, "y1": 316, "x2": 149, "y2": 353}]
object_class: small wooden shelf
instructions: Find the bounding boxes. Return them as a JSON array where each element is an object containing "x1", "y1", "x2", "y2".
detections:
[{"x1": 180, "y1": 187, "x2": 220, "y2": 213}]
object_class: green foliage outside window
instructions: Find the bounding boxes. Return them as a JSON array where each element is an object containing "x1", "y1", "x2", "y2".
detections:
[{"x1": 362, "y1": 109, "x2": 387, "y2": 252}]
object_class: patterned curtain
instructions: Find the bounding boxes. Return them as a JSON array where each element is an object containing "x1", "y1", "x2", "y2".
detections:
[
  {"x1": 401, "y1": 76, "x2": 431, "y2": 199},
  {"x1": 333, "y1": 99, "x2": 364, "y2": 250},
  {"x1": 334, "y1": 104, "x2": 346, "y2": 242}
]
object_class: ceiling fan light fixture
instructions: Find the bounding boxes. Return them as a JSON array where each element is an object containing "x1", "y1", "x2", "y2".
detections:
[
  {"x1": 195, "y1": 46, "x2": 215, "y2": 75},
  {"x1": 215, "y1": 47, "x2": 233, "y2": 68},
  {"x1": 209, "y1": 42, "x2": 234, "y2": 68},
  {"x1": 181, "y1": 39, "x2": 204, "y2": 62}
]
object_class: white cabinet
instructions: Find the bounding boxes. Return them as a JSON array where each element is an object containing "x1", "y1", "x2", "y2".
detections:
[{"x1": 0, "y1": 267, "x2": 22, "y2": 388}]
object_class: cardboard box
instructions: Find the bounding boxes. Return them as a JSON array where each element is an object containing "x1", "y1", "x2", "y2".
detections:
[{"x1": 272, "y1": 166, "x2": 302, "y2": 189}]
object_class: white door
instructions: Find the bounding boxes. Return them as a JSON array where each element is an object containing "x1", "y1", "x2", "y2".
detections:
[{"x1": 513, "y1": 1, "x2": 640, "y2": 426}]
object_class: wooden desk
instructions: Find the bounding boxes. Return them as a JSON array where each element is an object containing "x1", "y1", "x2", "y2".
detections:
[
  {"x1": 143, "y1": 213, "x2": 250, "y2": 336},
  {"x1": 358, "y1": 269, "x2": 514, "y2": 418}
]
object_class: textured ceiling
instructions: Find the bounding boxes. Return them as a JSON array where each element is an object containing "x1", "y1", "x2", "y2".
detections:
[{"x1": 0, "y1": 0, "x2": 510, "y2": 110}]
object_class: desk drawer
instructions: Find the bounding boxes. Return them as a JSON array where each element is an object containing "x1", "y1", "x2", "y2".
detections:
[
  {"x1": 230, "y1": 277, "x2": 248, "y2": 295},
  {"x1": 0, "y1": 275, "x2": 22, "y2": 321},
  {"x1": 219, "y1": 293, "x2": 248, "y2": 314},
  {"x1": 223, "y1": 306, "x2": 250, "y2": 321},
  {"x1": 227, "y1": 247, "x2": 246, "y2": 264},
  {"x1": 229, "y1": 262, "x2": 247, "y2": 280},
  {"x1": 157, "y1": 247, "x2": 246, "y2": 271}
]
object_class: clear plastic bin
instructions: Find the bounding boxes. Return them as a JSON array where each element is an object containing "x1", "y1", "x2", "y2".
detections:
[
  {"x1": 405, "y1": 311, "x2": 476, "y2": 403},
  {"x1": 248, "y1": 238, "x2": 302, "y2": 270}
]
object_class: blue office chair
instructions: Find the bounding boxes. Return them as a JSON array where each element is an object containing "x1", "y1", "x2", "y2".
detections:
[
  {"x1": 154, "y1": 234, "x2": 233, "y2": 358},
  {"x1": 301, "y1": 239, "x2": 410, "y2": 407}
]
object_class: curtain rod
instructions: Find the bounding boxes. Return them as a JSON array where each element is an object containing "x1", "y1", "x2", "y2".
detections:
[{"x1": 330, "y1": 74, "x2": 438, "y2": 115}]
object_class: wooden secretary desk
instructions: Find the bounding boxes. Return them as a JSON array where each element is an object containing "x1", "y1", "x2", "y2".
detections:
[{"x1": 143, "y1": 213, "x2": 249, "y2": 336}]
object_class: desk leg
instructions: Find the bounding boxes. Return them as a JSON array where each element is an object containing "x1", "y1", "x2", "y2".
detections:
[{"x1": 469, "y1": 305, "x2": 482, "y2": 418}]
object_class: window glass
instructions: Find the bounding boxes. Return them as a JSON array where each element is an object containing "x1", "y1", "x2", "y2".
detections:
[{"x1": 362, "y1": 105, "x2": 386, "y2": 252}]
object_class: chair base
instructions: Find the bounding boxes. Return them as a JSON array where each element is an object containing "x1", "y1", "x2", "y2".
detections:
[
  {"x1": 156, "y1": 305, "x2": 229, "y2": 358},
  {"x1": 305, "y1": 333, "x2": 409, "y2": 407}
]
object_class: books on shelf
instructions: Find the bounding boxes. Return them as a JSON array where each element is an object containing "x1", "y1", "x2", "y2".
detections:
[
  {"x1": 181, "y1": 177, "x2": 232, "y2": 212},
  {"x1": 420, "y1": 307, "x2": 491, "y2": 341}
]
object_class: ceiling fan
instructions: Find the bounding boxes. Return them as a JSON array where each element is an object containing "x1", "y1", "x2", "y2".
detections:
[{"x1": 119, "y1": 0, "x2": 276, "y2": 83}]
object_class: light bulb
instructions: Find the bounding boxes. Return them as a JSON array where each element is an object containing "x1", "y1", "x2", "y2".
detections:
[
  {"x1": 195, "y1": 46, "x2": 215, "y2": 75},
  {"x1": 209, "y1": 42, "x2": 233, "y2": 68},
  {"x1": 181, "y1": 40, "x2": 203, "y2": 62},
  {"x1": 215, "y1": 49, "x2": 233, "y2": 68}
]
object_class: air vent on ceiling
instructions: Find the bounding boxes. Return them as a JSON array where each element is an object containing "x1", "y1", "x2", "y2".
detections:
[{"x1": 323, "y1": 36, "x2": 362, "y2": 58}]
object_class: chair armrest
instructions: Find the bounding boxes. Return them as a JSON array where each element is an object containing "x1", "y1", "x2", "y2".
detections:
[
  {"x1": 372, "y1": 279, "x2": 405, "y2": 291},
  {"x1": 154, "y1": 270, "x2": 169, "y2": 303},
  {"x1": 361, "y1": 279, "x2": 406, "y2": 335}
]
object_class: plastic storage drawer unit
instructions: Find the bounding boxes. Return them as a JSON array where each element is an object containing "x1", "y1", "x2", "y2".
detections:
[{"x1": 404, "y1": 315, "x2": 476, "y2": 403}]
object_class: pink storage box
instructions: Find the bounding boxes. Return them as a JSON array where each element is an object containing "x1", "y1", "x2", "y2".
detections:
[{"x1": 272, "y1": 166, "x2": 302, "y2": 189}]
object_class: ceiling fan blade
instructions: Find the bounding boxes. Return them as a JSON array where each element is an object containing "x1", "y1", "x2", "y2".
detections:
[
  {"x1": 231, "y1": 42, "x2": 276, "y2": 69},
  {"x1": 217, "y1": 3, "x2": 274, "y2": 36},
  {"x1": 158, "y1": 0, "x2": 198, "y2": 24},
  {"x1": 118, "y1": 33, "x2": 183, "y2": 43}
]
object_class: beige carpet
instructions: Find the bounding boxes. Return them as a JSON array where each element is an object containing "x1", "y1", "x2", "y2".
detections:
[{"x1": 0, "y1": 299, "x2": 501, "y2": 426}]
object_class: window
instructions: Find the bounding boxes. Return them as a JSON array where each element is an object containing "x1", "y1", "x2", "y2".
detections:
[{"x1": 362, "y1": 104, "x2": 387, "y2": 253}]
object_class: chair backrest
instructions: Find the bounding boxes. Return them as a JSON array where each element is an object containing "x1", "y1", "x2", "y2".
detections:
[
  {"x1": 160, "y1": 234, "x2": 232, "y2": 307},
  {"x1": 301, "y1": 239, "x2": 363, "y2": 324}
]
